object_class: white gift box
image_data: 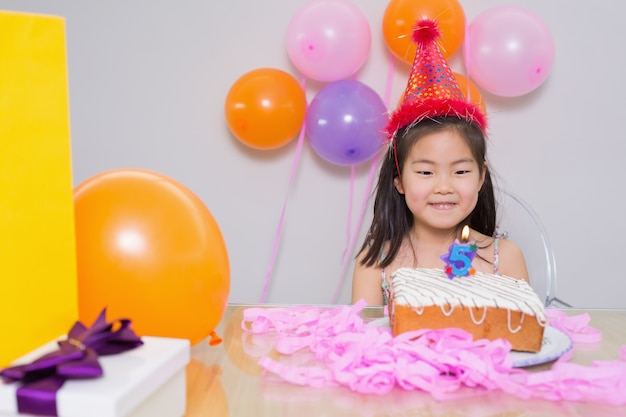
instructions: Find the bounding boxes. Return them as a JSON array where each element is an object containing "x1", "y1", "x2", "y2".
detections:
[{"x1": 0, "y1": 336, "x2": 190, "y2": 417}]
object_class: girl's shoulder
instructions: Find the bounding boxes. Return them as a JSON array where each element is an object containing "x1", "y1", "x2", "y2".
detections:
[
  {"x1": 470, "y1": 228, "x2": 494, "y2": 247},
  {"x1": 471, "y1": 228, "x2": 528, "y2": 281},
  {"x1": 491, "y1": 234, "x2": 529, "y2": 282},
  {"x1": 494, "y1": 237, "x2": 525, "y2": 263},
  {"x1": 471, "y1": 228, "x2": 518, "y2": 250}
]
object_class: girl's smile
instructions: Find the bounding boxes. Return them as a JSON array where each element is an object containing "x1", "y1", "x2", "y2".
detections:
[{"x1": 430, "y1": 202, "x2": 457, "y2": 210}]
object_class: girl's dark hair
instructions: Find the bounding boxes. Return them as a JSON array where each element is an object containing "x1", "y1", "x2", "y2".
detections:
[{"x1": 359, "y1": 116, "x2": 496, "y2": 268}]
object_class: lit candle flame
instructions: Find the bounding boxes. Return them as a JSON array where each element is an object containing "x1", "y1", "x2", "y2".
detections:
[{"x1": 461, "y1": 225, "x2": 470, "y2": 243}]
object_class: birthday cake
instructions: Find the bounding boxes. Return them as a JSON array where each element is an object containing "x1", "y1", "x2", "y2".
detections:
[{"x1": 388, "y1": 267, "x2": 547, "y2": 352}]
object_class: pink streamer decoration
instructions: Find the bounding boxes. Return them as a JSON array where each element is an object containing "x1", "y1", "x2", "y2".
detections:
[
  {"x1": 242, "y1": 303, "x2": 626, "y2": 405},
  {"x1": 259, "y1": 76, "x2": 307, "y2": 303},
  {"x1": 331, "y1": 57, "x2": 397, "y2": 304},
  {"x1": 546, "y1": 309, "x2": 602, "y2": 344}
]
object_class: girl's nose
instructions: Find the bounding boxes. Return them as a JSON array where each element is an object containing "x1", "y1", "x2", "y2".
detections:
[{"x1": 434, "y1": 175, "x2": 453, "y2": 194}]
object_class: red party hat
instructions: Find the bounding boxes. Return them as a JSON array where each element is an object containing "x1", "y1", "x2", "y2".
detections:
[{"x1": 385, "y1": 19, "x2": 487, "y2": 138}]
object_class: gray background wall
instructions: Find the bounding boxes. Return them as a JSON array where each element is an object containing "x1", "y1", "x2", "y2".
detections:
[{"x1": 1, "y1": 0, "x2": 624, "y2": 307}]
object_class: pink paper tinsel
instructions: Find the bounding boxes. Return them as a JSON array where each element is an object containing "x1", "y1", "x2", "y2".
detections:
[{"x1": 242, "y1": 301, "x2": 626, "y2": 405}]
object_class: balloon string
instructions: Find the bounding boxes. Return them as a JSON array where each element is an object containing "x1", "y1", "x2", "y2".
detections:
[
  {"x1": 331, "y1": 152, "x2": 380, "y2": 304},
  {"x1": 339, "y1": 69, "x2": 362, "y2": 264},
  {"x1": 341, "y1": 166, "x2": 356, "y2": 263},
  {"x1": 331, "y1": 57, "x2": 396, "y2": 304},
  {"x1": 383, "y1": 55, "x2": 396, "y2": 107},
  {"x1": 463, "y1": 22, "x2": 472, "y2": 100},
  {"x1": 259, "y1": 76, "x2": 308, "y2": 304}
]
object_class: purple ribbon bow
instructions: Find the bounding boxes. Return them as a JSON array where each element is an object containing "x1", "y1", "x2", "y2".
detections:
[{"x1": 0, "y1": 309, "x2": 143, "y2": 416}]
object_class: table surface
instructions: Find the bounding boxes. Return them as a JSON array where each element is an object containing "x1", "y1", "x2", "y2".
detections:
[{"x1": 184, "y1": 305, "x2": 626, "y2": 417}]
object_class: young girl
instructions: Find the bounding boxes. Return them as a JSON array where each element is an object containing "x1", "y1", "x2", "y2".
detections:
[
  {"x1": 351, "y1": 116, "x2": 529, "y2": 305},
  {"x1": 351, "y1": 19, "x2": 529, "y2": 306}
]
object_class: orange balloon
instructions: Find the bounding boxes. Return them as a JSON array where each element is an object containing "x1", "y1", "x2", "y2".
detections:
[
  {"x1": 224, "y1": 68, "x2": 306, "y2": 150},
  {"x1": 74, "y1": 168, "x2": 230, "y2": 346},
  {"x1": 453, "y1": 72, "x2": 488, "y2": 117},
  {"x1": 382, "y1": 0, "x2": 466, "y2": 64}
]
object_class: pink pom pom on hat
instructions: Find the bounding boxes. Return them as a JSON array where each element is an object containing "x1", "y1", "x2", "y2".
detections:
[{"x1": 385, "y1": 19, "x2": 487, "y2": 139}]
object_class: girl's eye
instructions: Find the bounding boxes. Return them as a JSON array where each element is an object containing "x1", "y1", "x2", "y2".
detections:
[
  {"x1": 455, "y1": 170, "x2": 471, "y2": 175},
  {"x1": 417, "y1": 171, "x2": 433, "y2": 176}
]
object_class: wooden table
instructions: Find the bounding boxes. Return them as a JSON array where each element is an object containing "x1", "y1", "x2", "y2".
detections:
[{"x1": 185, "y1": 305, "x2": 626, "y2": 417}]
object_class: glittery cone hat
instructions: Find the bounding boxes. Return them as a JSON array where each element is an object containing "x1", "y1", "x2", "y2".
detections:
[{"x1": 385, "y1": 19, "x2": 487, "y2": 138}]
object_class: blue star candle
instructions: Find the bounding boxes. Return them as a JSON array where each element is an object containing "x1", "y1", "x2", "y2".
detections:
[{"x1": 441, "y1": 225, "x2": 477, "y2": 279}]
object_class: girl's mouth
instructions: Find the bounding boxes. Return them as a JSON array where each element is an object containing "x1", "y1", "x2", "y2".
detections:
[{"x1": 430, "y1": 202, "x2": 456, "y2": 210}]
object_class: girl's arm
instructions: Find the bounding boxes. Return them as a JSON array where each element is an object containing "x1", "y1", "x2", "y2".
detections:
[
  {"x1": 351, "y1": 251, "x2": 384, "y2": 305},
  {"x1": 497, "y1": 238, "x2": 530, "y2": 283}
]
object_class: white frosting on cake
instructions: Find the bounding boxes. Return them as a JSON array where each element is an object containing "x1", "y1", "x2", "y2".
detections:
[{"x1": 390, "y1": 267, "x2": 547, "y2": 327}]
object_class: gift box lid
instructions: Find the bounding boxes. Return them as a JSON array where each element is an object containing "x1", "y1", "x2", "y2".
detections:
[{"x1": 0, "y1": 336, "x2": 190, "y2": 417}]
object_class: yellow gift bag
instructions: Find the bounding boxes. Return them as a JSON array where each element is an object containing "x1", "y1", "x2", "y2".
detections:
[{"x1": 0, "y1": 10, "x2": 78, "y2": 367}]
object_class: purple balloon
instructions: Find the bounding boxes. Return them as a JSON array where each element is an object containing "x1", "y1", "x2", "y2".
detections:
[{"x1": 306, "y1": 80, "x2": 387, "y2": 166}]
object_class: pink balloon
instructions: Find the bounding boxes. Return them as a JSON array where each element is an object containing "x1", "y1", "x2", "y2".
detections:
[
  {"x1": 465, "y1": 6, "x2": 555, "y2": 97},
  {"x1": 286, "y1": 0, "x2": 371, "y2": 82}
]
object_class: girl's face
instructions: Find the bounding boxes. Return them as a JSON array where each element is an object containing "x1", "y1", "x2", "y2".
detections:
[{"x1": 394, "y1": 129, "x2": 485, "y2": 234}]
